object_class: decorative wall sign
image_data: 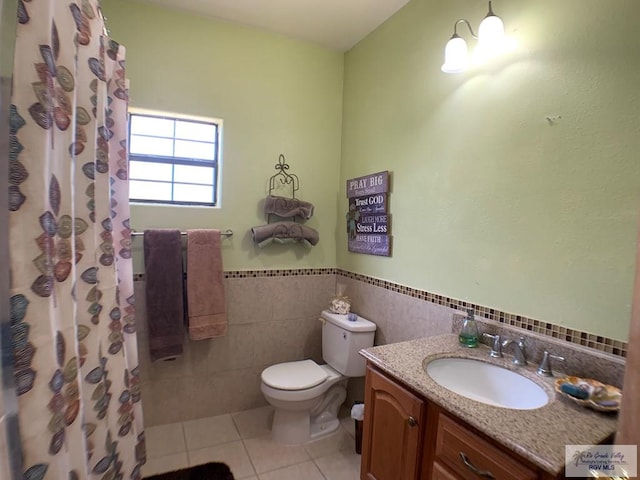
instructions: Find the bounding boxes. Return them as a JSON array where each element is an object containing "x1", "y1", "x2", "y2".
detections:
[
  {"x1": 348, "y1": 194, "x2": 387, "y2": 214},
  {"x1": 346, "y1": 171, "x2": 391, "y2": 256},
  {"x1": 355, "y1": 214, "x2": 389, "y2": 235},
  {"x1": 347, "y1": 171, "x2": 388, "y2": 197}
]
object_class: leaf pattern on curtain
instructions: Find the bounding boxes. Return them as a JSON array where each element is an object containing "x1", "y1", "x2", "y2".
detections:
[
  {"x1": 9, "y1": 1, "x2": 145, "y2": 479},
  {"x1": 9, "y1": 105, "x2": 28, "y2": 210}
]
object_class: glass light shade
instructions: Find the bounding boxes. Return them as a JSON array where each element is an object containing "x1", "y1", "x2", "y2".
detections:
[
  {"x1": 477, "y1": 13, "x2": 505, "y2": 52},
  {"x1": 441, "y1": 35, "x2": 468, "y2": 73}
]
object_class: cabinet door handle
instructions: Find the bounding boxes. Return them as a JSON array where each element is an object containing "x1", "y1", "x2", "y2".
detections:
[
  {"x1": 407, "y1": 416, "x2": 418, "y2": 427},
  {"x1": 459, "y1": 452, "x2": 496, "y2": 479}
]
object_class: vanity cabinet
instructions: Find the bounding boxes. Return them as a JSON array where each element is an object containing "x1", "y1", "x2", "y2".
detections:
[
  {"x1": 360, "y1": 365, "x2": 425, "y2": 480},
  {"x1": 361, "y1": 364, "x2": 560, "y2": 480},
  {"x1": 431, "y1": 413, "x2": 537, "y2": 480}
]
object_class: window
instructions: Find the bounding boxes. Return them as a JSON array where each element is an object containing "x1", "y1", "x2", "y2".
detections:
[{"x1": 128, "y1": 110, "x2": 221, "y2": 206}]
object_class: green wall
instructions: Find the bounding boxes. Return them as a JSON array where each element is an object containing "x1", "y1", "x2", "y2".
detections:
[
  {"x1": 339, "y1": 0, "x2": 640, "y2": 340},
  {"x1": 103, "y1": 0, "x2": 344, "y2": 271},
  {"x1": 104, "y1": 0, "x2": 639, "y2": 341}
]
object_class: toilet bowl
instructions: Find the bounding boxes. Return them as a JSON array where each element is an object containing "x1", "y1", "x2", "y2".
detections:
[
  {"x1": 260, "y1": 311, "x2": 376, "y2": 445},
  {"x1": 261, "y1": 361, "x2": 347, "y2": 444}
]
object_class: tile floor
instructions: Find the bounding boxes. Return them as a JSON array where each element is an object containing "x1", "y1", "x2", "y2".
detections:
[{"x1": 143, "y1": 406, "x2": 362, "y2": 480}]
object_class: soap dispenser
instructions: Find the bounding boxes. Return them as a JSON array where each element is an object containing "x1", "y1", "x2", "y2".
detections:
[{"x1": 459, "y1": 308, "x2": 479, "y2": 347}]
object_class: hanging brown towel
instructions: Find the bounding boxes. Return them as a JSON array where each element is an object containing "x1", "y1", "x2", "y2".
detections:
[
  {"x1": 186, "y1": 229, "x2": 227, "y2": 340},
  {"x1": 143, "y1": 229, "x2": 185, "y2": 361}
]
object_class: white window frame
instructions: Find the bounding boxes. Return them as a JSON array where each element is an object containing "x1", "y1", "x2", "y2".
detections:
[{"x1": 128, "y1": 108, "x2": 223, "y2": 207}]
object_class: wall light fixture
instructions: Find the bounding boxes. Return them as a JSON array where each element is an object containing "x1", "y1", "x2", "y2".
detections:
[{"x1": 441, "y1": 1, "x2": 505, "y2": 73}]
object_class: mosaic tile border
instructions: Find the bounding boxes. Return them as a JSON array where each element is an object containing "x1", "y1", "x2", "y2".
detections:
[
  {"x1": 225, "y1": 268, "x2": 338, "y2": 278},
  {"x1": 133, "y1": 268, "x2": 627, "y2": 358},
  {"x1": 132, "y1": 268, "x2": 337, "y2": 282},
  {"x1": 335, "y1": 270, "x2": 628, "y2": 358}
]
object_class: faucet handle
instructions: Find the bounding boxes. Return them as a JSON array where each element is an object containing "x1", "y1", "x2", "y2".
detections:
[
  {"x1": 537, "y1": 350, "x2": 565, "y2": 377},
  {"x1": 482, "y1": 333, "x2": 503, "y2": 358}
]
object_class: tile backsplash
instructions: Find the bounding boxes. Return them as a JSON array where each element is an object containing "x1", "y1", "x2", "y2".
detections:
[
  {"x1": 336, "y1": 270, "x2": 628, "y2": 358},
  {"x1": 134, "y1": 268, "x2": 627, "y2": 426},
  {"x1": 453, "y1": 315, "x2": 626, "y2": 388},
  {"x1": 135, "y1": 272, "x2": 336, "y2": 426}
]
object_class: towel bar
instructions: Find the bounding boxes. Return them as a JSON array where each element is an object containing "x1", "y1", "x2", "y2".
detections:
[{"x1": 131, "y1": 229, "x2": 233, "y2": 238}]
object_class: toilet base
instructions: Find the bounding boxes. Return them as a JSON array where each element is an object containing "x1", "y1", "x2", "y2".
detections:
[
  {"x1": 271, "y1": 409, "x2": 310, "y2": 445},
  {"x1": 271, "y1": 409, "x2": 343, "y2": 445},
  {"x1": 310, "y1": 416, "x2": 340, "y2": 440},
  {"x1": 269, "y1": 382, "x2": 347, "y2": 445}
]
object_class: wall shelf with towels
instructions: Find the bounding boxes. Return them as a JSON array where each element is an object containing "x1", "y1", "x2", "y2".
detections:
[{"x1": 251, "y1": 154, "x2": 319, "y2": 248}]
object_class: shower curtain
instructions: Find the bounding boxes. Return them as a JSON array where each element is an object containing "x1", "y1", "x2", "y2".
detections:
[{"x1": 9, "y1": 1, "x2": 144, "y2": 479}]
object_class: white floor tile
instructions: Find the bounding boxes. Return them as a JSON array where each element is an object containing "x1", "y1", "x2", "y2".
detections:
[
  {"x1": 314, "y1": 449, "x2": 362, "y2": 480},
  {"x1": 232, "y1": 406, "x2": 274, "y2": 439},
  {"x1": 142, "y1": 452, "x2": 189, "y2": 477},
  {"x1": 142, "y1": 408, "x2": 361, "y2": 479},
  {"x1": 145, "y1": 422, "x2": 186, "y2": 458},
  {"x1": 258, "y1": 461, "x2": 325, "y2": 480},
  {"x1": 183, "y1": 414, "x2": 240, "y2": 451},
  {"x1": 340, "y1": 414, "x2": 356, "y2": 438},
  {"x1": 243, "y1": 434, "x2": 311, "y2": 474},
  {"x1": 188, "y1": 440, "x2": 256, "y2": 479},
  {"x1": 304, "y1": 427, "x2": 355, "y2": 459}
]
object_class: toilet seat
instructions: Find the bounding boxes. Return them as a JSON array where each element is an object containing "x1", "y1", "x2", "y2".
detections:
[{"x1": 261, "y1": 359, "x2": 328, "y2": 390}]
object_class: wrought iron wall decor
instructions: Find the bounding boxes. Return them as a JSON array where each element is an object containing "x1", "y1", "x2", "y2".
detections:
[
  {"x1": 251, "y1": 154, "x2": 319, "y2": 248},
  {"x1": 268, "y1": 154, "x2": 299, "y2": 199}
]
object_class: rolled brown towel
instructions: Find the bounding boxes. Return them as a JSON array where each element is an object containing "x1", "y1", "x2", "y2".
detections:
[
  {"x1": 251, "y1": 221, "x2": 319, "y2": 248},
  {"x1": 264, "y1": 195, "x2": 314, "y2": 219}
]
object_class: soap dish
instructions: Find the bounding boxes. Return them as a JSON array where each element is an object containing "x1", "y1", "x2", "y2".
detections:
[{"x1": 554, "y1": 376, "x2": 622, "y2": 412}]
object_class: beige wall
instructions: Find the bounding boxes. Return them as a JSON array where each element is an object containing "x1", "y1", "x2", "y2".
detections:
[
  {"x1": 137, "y1": 267, "x2": 627, "y2": 425},
  {"x1": 135, "y1": 273, "x2": 461, "y2": 426},
  {"x1": 339, "y1": 0, "x2": 640, "y2": 341},
  {"x1": 136, "y1": 275, "x2": 335, "y2": 425},
  {"x1": 103, "y1": 0, "x2": 344, "y2": 272}
]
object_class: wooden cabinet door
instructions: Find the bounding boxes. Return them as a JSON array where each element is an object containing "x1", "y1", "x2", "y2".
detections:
[
  {"x1": 360, "y1": 365, "x2": 425, "y2": 480},
  {"x1": 431, "y1": 462, "x2": 459, "y2": 480}
]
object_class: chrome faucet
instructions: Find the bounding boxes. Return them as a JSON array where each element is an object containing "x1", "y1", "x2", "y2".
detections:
[
  {"x1": 482, "y1": 333, "x2": 504, "y2": 358},
  {"x1": 537, "y1": 350, "x2": 565, "y2": 377},
  {"x1": 503, "y1": 336, "x2": 527, "y2": 366}
]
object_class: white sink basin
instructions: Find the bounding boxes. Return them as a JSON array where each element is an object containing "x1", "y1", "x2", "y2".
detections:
[{"x1": 425, "y1": 357, "x2": 549, "y2": 410}]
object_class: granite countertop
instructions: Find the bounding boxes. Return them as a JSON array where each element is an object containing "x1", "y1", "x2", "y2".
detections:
[{"x1": 360, "y1": 334, "x2": 619, "y2": 475}]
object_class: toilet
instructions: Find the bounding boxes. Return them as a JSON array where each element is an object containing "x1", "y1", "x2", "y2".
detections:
[{"x1": 260, "y1": 310, "x2": 376, "y2": 444}]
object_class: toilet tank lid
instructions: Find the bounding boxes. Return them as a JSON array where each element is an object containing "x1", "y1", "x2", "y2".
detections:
[
  {"x1": 321, "y1": 310, "x2": 377, "y2": 332},
  {"x1": 261, "y1": 360, "x2": 328, "y2": 390}
]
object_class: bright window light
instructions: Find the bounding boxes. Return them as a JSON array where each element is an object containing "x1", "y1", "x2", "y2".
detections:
[{"x1": 128, "y1": 111, "x2": 222, "y2": 206}]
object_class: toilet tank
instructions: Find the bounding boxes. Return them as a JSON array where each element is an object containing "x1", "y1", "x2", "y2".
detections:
[{"x1": 321, "y1": 310, "x2": 376, "y2": 377}]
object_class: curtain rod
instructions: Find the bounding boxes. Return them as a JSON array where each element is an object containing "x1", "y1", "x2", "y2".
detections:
[{"x1": 131, "y1": 229, "x2": 233, "y2": 238}]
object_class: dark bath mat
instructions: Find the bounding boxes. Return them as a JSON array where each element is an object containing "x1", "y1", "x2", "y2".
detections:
[{"x1": 145, "y1": 462, "x2": 234, "y2": 480}]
